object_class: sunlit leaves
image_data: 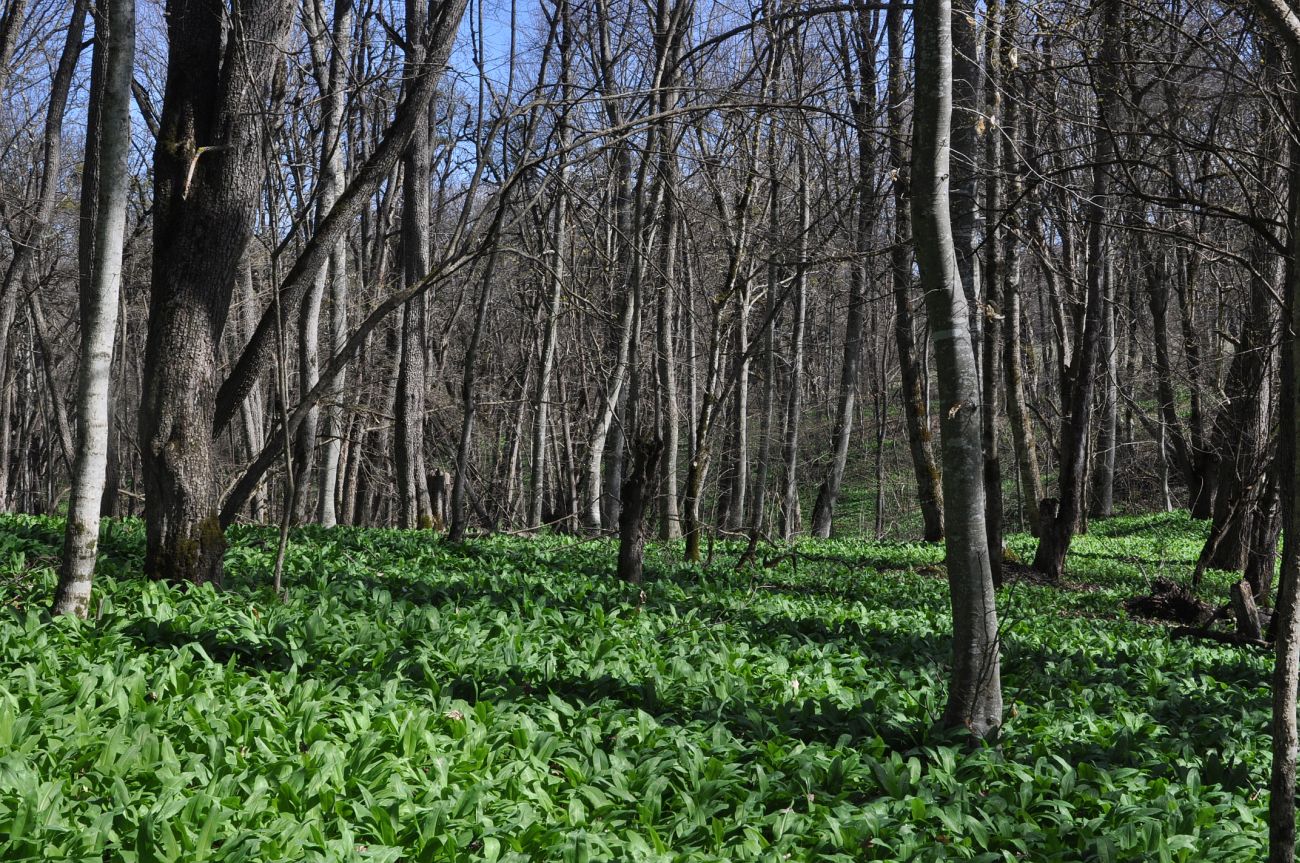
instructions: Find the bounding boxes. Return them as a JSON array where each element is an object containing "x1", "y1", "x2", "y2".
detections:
[{"x1": 0, "y1": 513, "x2": 1274, "y2": 860}]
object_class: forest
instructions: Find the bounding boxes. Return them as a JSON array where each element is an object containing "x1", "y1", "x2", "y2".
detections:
[{"x1": 3, "y1": 0, "x2": 1300, "y2": 856}]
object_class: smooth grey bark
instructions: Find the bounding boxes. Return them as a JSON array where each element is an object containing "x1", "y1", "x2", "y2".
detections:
[
  {"x1": 950, "y1": 0, "x2": 983, "y2": 355},
  {"x1": 53, "y1": 0, "x2": 134, "y2": 617},
  {"x1": 652, "y1": 34, "x2": 686, "y2": 541},
  {"x1": 581, "y1": 0, "x2": 636, "y2": 533},
  {"x1": 779, "y1": 144, "x2": 808, "y2": 540},
  {"x1": 722, "y1": 293, "x2": 751, "y2": 531},
  {"x1": 657, "y1": 189, "x2": 682, "y2": 539},
  {"x1": 911, "y1": 0, "x2": 1002, "y2": 740},
  {"x1": 306, "y1": 0, "x2": 353, "y2": 528},
  {"x1": 811, "y1": 7, "x2": 882, "y2": 538},
  {"x1": 236, "y1": 259, "x2": 268, "y2": 522},
  {"x1": 528, "y1": 13, "x2": 571, "y2": 530},
  {"x1": 885, "y1": 1, "x2": 944, "y2": 542},
  {"x1": 1090, "y1": 258, "x2": 1118, "y2": 518}
]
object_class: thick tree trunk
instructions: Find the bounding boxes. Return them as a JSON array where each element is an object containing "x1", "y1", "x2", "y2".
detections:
[
  {"x1": 912, "y1": 0, "x2": 1002, "y2": 740},
  {"x1": 140, "y1": 0, "x2": 293, "y2": 584},
  {"x1": 53, "y1": 0, "x2": 133, "y2": 617},
  {"x1": 617, "y1": 433, "x2": 663, "y2": 584}
]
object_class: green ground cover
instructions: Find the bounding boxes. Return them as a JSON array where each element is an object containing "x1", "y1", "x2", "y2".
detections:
[{"x1": 0, "y1": 512, "x2": 1272, "y2": 861}]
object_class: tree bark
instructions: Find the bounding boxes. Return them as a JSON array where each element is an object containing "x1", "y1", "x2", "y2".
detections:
[
  {"x1": 780, "y1": 144, "x2": 808, "y2": 539},
  {"x1": 53, "y1": 0, "x2": 133, "y2": 617},
  {"x1": 1032, "y1": 0, "x2": 1120, "y2": 580},
  {"x1": 1000, "y1": 0, "x2": 1043, "y2": 536},
  {"x1": 810, "y1": 8, "x2": 880, "y2": 538},
  {"x1": 394, "y1": 0, "x2": 433, "y2": 529},
  {"x1": 139, "y1": 0, "x2": 296, "y2": 584},
  {"x1": 980, "y1": 0, "x2": 1004, "y2": 580},
  {"x1": 308, "y1": 0, "x2": 354, "y2": 528},
  {"x1": 886, "y1": 1, "x2": 944, "y2": 542},
  {"x1": 912, "y1": 0, "x2": 1002, "y2": 740}
]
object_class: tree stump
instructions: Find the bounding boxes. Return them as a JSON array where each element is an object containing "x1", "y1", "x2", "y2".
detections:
[{"x1": 1231, "y1": 579, "x2": 1263, "y2": 641}]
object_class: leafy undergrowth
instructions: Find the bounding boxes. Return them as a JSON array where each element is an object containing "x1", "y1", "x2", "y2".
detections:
[{"x1": 0, "y1": 512, "x2": 1272, "y2": 861}]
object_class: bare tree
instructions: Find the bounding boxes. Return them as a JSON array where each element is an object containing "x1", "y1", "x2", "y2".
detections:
[
  {"x1": 911, "y1": 0, "x2": 1002, "y2": 739},
  {"x1": 52, "y1": 0, "x2": 133, "y2": 616}
]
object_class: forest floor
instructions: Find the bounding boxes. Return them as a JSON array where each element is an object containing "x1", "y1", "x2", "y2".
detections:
[{"x1": 0, "y1": 512, "x2": 1271, "y2": 861}]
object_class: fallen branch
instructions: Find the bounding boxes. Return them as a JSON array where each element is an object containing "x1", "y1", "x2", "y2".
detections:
[{"x1": 1169, "y1": 627, "x2": 1271, "y2": 650}]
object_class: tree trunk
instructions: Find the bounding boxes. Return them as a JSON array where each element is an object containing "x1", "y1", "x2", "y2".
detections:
[
  {"x1": 1090, "y1": 258, "x2": 1118, "y2": 518},
  {"x1": 311, "y1": 0, "x2": 354, "y2": 528},
  {"x1": 450, "y1": 246, "x2": 501, "y2": 541},
  {"x1": 656, "y1": 181, "x2": 682, "y2": 540},
  {"x1": 886, "y1": 2, "x2": 944, "y2": 541},
  {"x1": 617, "y1": 434, "x2": 663, "y2": 583},
  {"x1": 980, "y1": 0, "x2": 1004, "y2": 580},
  {"x1": 1032, "y1": 0, "x2": 1119, "y2": 580},
  {"x1": 53, "y1": 0, "x2": 133, "y2": 617},
  {"x1": 395, "y1": 0, "x2": 432, "y2": 530},
  {"x1": 810, "y1": 10, "x2": 879, "y2": 538},
  {"x1": 529, "y1": 173, "x2": 569, "y2": 530},
  {"x1": 950, "y1": 0, "x2": 983, "y2": 358},
  {"x1": 780, "y1": 145, "x2": 808, "y2": 540},
  {"x1": 912, "y1": 0, "x2": 1002, "y2": 740},
  {"x1": 1001, "y1": 5, "x2": 1043, "y2": 536},
  {"x1": 1263, "y1": 17, "x2": 1300, "y2": 858},
  {"x1": 140, "y1": 0, "x2": 293, "y2": 584}
]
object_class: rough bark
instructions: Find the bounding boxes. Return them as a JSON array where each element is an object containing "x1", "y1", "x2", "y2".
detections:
[
  {"x1": 394, "y1": 0, "x2": 433, "y2": 529},
  {"x1": 140, "y1": 0, "x2": 295, "y2": 584},
  {"x1": 616, "y1": 433, "x2": 663, "y2": 584}
]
